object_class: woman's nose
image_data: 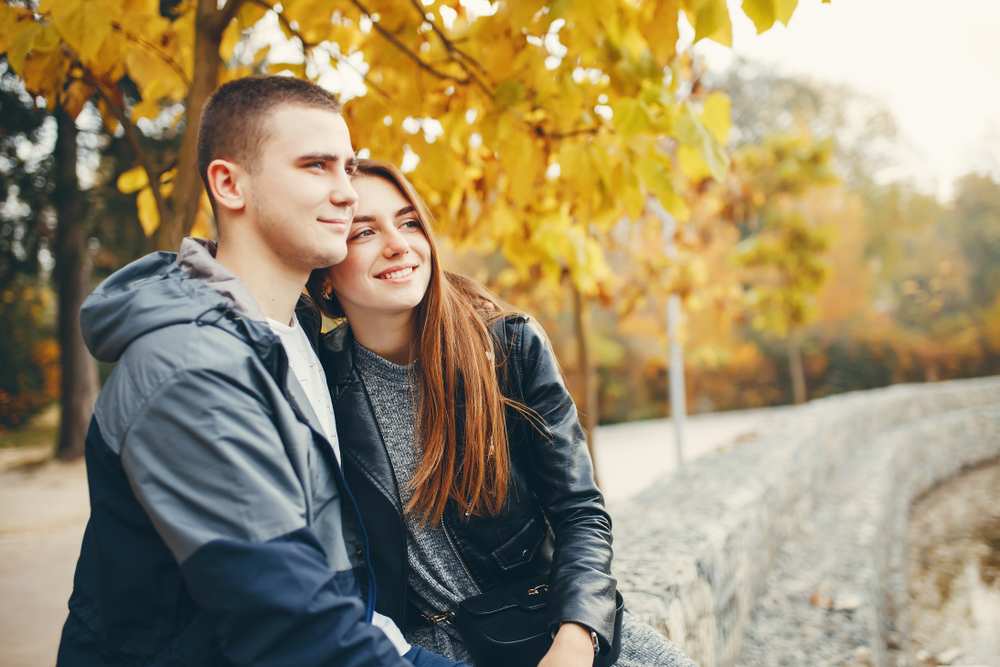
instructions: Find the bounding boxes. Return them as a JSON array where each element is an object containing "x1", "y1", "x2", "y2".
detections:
[{"x1": 383, "y1": 228, "x2": 409, "y2": 256}]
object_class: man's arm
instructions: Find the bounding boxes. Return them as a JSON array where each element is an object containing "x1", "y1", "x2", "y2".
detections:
[{"x1": 121, "y1": 366, "x2": 413, "y2": 667}]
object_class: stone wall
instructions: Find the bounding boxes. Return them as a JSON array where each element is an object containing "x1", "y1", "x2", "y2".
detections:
[{"x1": 610, "y1": 377, "x2": 1000, "y2": 667}]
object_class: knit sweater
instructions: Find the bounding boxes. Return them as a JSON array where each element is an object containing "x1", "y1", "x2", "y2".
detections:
[{"x1": 353, "y1": 343, "x2": 479, "y2": 659}]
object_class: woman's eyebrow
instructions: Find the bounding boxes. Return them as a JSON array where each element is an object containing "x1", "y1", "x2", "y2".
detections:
[{"x1": 395, "y1": 205, "x2": 416, "y2": 217}]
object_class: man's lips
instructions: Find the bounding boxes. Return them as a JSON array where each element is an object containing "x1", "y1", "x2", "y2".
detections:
[{"x1": 319, "y1": 218, "x2": 350, "y2": 226}]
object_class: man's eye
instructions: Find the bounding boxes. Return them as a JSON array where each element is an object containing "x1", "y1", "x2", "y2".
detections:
[{"x1": 307, "y1": 161, "x2": 325, "y2": 169}]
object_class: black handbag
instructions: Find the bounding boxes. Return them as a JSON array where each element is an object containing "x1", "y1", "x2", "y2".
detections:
[{"x1": 450, "y1": 577, "x2": 624, "y2": 667}]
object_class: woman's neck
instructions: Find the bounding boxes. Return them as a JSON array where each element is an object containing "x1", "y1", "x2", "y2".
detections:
[{"x1": 347, "y1": 310, "x2": 416, "y2": 366}]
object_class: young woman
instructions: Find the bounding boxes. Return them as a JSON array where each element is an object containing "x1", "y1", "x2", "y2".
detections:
[{"x1": 306, "y1": 159, "x2": 696, "y2": 667}]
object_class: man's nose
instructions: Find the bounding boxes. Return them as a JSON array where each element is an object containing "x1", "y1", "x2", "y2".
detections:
[{"x1": 331, "y1": 171, "x2": 359, "y2": 208}]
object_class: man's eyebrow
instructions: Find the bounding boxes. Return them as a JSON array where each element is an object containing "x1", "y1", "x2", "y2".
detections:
[{"x1": 297, "y1": 152, "x2": 357, "y2": 164}]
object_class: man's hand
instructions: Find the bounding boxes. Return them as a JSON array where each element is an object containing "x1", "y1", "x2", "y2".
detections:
[{"x1": 537, "y1": 622, "x2": 595, "y2": 667}]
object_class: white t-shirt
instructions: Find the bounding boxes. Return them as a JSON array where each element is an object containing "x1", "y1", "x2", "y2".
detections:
[{"x1": 267, "y1": 315, "x2": 411, "y2": 656}]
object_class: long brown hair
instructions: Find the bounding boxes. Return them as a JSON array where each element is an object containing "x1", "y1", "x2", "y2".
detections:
[{"x1": 307, "y1": 159, "x2": 518, "y2": 527}]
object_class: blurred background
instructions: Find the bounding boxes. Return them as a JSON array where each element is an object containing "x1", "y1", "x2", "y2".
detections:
[
  {"x1": 2, "y1": 0, "x2": 997, "y2": 460},
  {"x1": 2, "y1": 1, "x2": 999, "y2": 666}
]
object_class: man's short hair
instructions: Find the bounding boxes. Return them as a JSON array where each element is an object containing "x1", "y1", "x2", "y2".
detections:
[{"x1": 197, "y1": 75, "x2": 343, "y2": 208}]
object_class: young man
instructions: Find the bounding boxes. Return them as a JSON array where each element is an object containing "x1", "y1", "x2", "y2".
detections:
[{"x1": 57, "y1": 76, "x2": 467, "y2": 667}]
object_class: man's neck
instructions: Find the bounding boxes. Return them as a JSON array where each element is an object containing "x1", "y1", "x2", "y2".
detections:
[{"x1": 215, "y1": 239, "x2": 306, "y2": 326}]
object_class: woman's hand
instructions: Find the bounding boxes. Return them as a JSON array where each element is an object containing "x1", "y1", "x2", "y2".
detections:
[{"x1": 538, "y1": 622, "x2": 595, "y2": 667}]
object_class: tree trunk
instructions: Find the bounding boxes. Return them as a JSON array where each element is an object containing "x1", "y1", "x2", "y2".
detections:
[
  {"x1": 155, "y1": 0, "x2": 225, "y2": 252},
  {"x1": 787, "y1": 329, "x2": 807, "y2": 405},
  {"x1": 571, "y1": 281, "x2": 600, "y2": 487},
  {"x1": 53, "y1": 109, "x2": 99, "y2": 460}
]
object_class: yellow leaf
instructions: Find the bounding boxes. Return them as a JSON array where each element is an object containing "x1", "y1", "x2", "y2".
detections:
[
  {"x1": 126, "y1": 46, "x2": 187, "y2": 101},
  {"x1": 676, "y1": 102, "x2": 729, "y2": 181},
  {"x1": 7, "y1": 21, "x2": 44, "y2": 73},
  {"x1": 741, "y1": 0, "x2": 798, "y2": 34},
  {"x1": 636, "y1": 157, "x2": 688, "y2": 220},
  {"x1": 267, "y1": 62, "x2": 307, "y2": 78},
  {"x1": 21, "y1": 48, "x2": 69, "y2": 102},
  {"x1": 117, "y1": 166, "x2": 149, "y2": 194},
  {"x1": 190, "y1": 198, "x2": 214, "y2": 239},
  {"x1": 611, "y1": 97, "x2": 650, "y2": 140},
  {"x1": 639, "y1": 0, "x2": 681, "y2": 65},
  {"x1": 62, "y1": 80, "x2": 94, "y2": 120},
  {"x1": 136, "y1": 186, "x2": 160, "y2": 236},
  {"x1": 684, "y1": 0, "x2": 731, "y2": 46},
  {"x1": 51, "y1": 0, "x2": 115, "y2": 62},
  {"x1": 130, "y1": 96, "x2": 161, "y2": 122},
  {"x1": 677, "y1": 145, "x2": 712, "y2": 182},
  {"x1": 220, "y1": 19, "x2": 242, "y2": 62},
  {"x1": 700, "y1": 90, "x2": 731, "y2": 145},
  {"x1": 31, "y1": 24, "x2": 61, "y2": 54}
]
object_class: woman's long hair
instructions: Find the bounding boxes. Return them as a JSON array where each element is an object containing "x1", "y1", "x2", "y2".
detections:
[{"x1": 307, "y1": 159, "x2": 518, "y2": 527}]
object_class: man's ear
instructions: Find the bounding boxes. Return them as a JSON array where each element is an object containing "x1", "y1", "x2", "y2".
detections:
[{"x1": 206, "y1": 159, "x2": 246, "y2": 213}]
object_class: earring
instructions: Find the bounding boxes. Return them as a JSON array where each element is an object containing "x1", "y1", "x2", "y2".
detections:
[{"x1": 322, "y1": 290, "x2": 333, "y2": 300}]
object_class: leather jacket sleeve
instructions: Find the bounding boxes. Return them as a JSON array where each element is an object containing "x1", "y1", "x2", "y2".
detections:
[{"x1": 502, "y1": 317, "x2": 617, "y2": 648}]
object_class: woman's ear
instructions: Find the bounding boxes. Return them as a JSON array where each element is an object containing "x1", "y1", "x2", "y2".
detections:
[{"x1": 206, "y1": 159, "x2": 246, "y2": 213}]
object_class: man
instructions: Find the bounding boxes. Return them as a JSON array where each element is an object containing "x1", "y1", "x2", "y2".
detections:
[{"x1": 57, "y1": 76, "x2": 466, "y2": 667}]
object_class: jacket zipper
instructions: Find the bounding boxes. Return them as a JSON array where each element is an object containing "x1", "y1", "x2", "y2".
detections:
[{"x1": 442, "y1": 520, "x2": 482, "y2": 595}]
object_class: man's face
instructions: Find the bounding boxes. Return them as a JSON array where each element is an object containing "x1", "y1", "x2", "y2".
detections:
[{"x1": 243, "y1": 105, "x2": 358, "y2": 273}]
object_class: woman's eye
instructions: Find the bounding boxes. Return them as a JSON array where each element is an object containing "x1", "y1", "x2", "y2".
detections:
[
  {"x1": 401, "y1": 220, "x2": 421, "y2": 230},
  {"x1": 352, "y1": 229, "x2": 374, "y2": 239}
]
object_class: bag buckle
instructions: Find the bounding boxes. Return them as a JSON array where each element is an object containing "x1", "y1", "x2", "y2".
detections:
[
  {"x1": 422, "y1": 611, "x2": 454, "y2": 625},
  {"x1": 527, "y1": 584, "x2": 548, "y2": 595}
]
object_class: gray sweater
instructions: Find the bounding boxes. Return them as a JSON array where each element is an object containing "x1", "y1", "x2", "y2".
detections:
[{"x1": 354, "y1": 343, "x2": 478, "y2": 660}]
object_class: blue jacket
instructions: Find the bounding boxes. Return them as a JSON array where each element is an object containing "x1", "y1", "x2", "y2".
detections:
[{"x1": 57, "y1": 238, "x2": 413, "y2": 667}]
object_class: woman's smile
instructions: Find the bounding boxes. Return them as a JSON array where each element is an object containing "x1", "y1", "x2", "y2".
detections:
[{"x1": 326, "y1": 175, "x2": 432, "y2": 323}]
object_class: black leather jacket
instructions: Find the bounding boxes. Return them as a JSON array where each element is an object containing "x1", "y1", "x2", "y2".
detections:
[{"x1": 315, "y1": 314, "x2": 617, "y2": 648}]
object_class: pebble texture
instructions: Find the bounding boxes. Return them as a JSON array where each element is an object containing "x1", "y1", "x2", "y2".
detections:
[{"x1": 609, "y1": 377, "x2": 1000, "y2": 667}]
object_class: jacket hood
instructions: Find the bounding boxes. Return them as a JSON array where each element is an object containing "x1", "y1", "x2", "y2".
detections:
[{"x1": 81, "y1": 238, "x2": 268, "y2": 363}]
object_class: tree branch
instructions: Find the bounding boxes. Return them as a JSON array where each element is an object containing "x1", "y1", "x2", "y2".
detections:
[
  {"x1": 86, "y1": 75, "x2": 169, "y2": 230},
  {"x1": 207, "y1": 0, "x2": 250, "y2": 36},
  {"x1": 348, "y1": 0, "x2": 476, "y2": 88},
  {"x1": 245, "y1": 0, "x2": 390, "y2": 100},
  {"x1": 112, "y1": 24, "x2": 192, "y2": 88},
  {"x1": 404, "y1": 0, "x2": 492, "y2": 91}
]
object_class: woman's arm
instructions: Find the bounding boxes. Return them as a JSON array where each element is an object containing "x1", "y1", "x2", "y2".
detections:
[{"x1": 507, "y1": 317, "x2": 618, "y2": 651}]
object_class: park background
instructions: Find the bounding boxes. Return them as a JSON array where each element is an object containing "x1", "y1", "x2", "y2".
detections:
[
  {"x1": 4, "y1": 0, "x2": 999, "y2": 461},
  {"x1": 2, "y1": 1, "x2": 1000, "y2": 666}
]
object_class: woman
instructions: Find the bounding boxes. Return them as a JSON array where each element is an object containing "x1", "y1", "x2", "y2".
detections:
[{"x1": 306, "y1": 159, "x2": 696, "y2": 667}]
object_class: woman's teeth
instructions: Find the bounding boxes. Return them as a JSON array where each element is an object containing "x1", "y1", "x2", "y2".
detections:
[{"x1": 379, "y1": 267, "x2": 414, "y2": 280}]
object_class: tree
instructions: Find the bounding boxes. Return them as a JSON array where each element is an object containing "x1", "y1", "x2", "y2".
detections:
[
  {"x1": 2, "y1": 0, "x2": 813, "y2": 455},
  {"x1": 731, "y1": 134, "x2": 837, "y2": 403}
]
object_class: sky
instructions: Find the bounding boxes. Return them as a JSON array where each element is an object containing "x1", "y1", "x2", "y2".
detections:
[{"x1": 685, "y1": 0, "x2": 1000, "y2": 199}]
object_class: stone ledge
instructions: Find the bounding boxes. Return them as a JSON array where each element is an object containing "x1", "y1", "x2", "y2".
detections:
[{"x1": 610, "y1": 377, "x2": 1000, "y2": 667}]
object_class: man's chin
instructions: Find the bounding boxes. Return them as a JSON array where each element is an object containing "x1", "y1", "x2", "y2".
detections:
[{"x1": 310, "y1": 247, "x2": 348, "y2": 271}]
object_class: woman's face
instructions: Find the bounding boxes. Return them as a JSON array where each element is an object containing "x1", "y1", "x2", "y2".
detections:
[{"x1": 326, "y1": 175, "x2": 432, "y2": 322}]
